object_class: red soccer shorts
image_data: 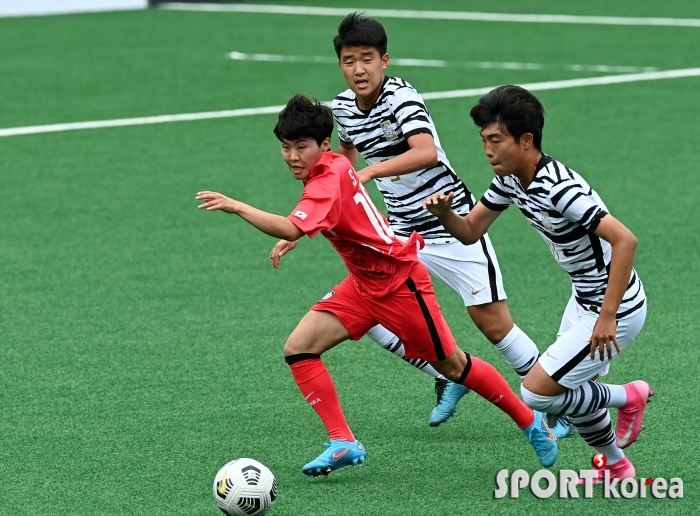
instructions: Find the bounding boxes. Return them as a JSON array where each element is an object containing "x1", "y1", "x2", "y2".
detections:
[{"x1": 310, "y1": 261, "x2": 457, "y2": 363}]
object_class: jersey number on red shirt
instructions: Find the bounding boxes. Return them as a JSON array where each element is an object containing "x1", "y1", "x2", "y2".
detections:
[{"x1": 348, "y1": 168, "x2": 395, "y2": 244}]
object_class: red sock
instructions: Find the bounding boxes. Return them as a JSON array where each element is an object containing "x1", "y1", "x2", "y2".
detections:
[
  {"x1": 288, "y1": 357, "x2": 355, "y2": 441},
  {"x1": 461, "y1": 355, "x2": 534, "y2": 429}
]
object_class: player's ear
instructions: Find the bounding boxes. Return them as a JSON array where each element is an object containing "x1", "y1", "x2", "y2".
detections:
[
  {"x1": 382, "y1": 53, "x2": 389, "y2": 70},
  {"x1": 521, "y1": 132, "x2": 534, "y2": 150},
  {"x1": 321, "y1": 137, "x2": 331, "y2": 151}
]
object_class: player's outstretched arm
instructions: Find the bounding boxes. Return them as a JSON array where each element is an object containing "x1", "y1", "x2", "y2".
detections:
[
  {"x1": 337, "y1": 140, "x2": 359, "y2": 170},
  {"x1": 423, "y1": 193, "x2": 500, "y2": 245},
  {"x1": 588, "y1": 214, "x2": 638, "y2": 361},
  {"x1": 196, "y1": 191, "x2": 304, "y2": 241},
  {"x1": 356, "y1": 133, "x2": 437, "y2": 184},
  {"x1": 269, "y1": 240, "x2": 298, "y2": 269}
]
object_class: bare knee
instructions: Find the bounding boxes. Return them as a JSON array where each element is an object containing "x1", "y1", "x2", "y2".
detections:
[
  {"x1": 479, "y1": 322, "x2": 511, "y2": 344},
  {"x1": 467, "y1": 301, "x2": 513, "y2": 344},
  {"x1": 283, "y1": 310, "x2": 350, "y2": 357},
  {"x1": 283, "y1": 333, "x2": 314, "y2": 357}
]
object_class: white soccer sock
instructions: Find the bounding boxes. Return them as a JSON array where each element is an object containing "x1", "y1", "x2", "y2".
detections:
[
  {"x1": 569, "y1": 409, "x2": 625, "y2": 465},
  {"x1": 494, "y1": 324, "x2": 540, "y2": 381},
  {"x1": 366, "y1": 324, "x2": 445, "y2": 379},
  {"x1": 366, "y1": 324, "x2": 400, "y2": 348},
  {"x1": 521, "y1": 382, "x2": 628, "y2": 416}
]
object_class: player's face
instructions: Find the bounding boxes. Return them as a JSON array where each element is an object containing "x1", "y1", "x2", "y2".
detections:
[
  {"x1": 280, "y1": 137, "x2": 330, "y2": 181},
  {"x1": 339, "y1": 46, "x2": 389, "y2": 110},
  {"x1": 479, "y1": 123, "x2": 529, "y2": 176}
]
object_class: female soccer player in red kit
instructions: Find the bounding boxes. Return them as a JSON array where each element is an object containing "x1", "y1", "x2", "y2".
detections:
[{"x1": 196, "y1": 94, "x2": 557, "y2": 477}]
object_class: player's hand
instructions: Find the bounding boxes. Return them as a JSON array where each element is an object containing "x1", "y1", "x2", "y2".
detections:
[
  {"x1": 423, "y1": 191, "x2": 455, "y2": 217},
  {"x1": 357, "y1": 167, "x2": 376, "y2": 185},
  {"x1": 196, "y1": 191, "x2": 239, "y2": 213},
  {"x1": 589, "y1": 313, "x2": 620, "y2": 361},
  {"x1": 269, "y1": 239, "x2": 298, "y2": 269}
]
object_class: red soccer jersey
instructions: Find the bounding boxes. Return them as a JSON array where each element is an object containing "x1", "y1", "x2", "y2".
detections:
[{"x1": 288, "y1": 151, "x2": 423, "y2": 297}]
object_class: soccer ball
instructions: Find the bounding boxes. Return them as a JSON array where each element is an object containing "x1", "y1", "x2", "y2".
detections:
[{"x1": 213, "y1": 458, "x2": 277, "y2": 516}]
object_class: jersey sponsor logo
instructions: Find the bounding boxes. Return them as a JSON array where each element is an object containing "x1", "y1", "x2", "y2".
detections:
[
  {"x1": 380, "y1": 119, "x2": 398, "y2": 142},
  {"x1": 293, "y1": 210, "x2": 308, "y2": 220}
]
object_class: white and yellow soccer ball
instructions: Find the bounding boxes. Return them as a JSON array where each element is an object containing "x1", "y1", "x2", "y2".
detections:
[{"x1": 213, "y1": 458, "x2": 277, "y2": 516}]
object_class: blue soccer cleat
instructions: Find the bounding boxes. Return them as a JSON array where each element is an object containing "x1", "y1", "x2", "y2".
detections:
[
  {"x1": 302, "y1": 439, "x2": 366, "y2": 477},
  {"x1": 547, "y1": 414, "x2": 574, "y2": 439},
  {"x1": 429, "y1": 379, "x2": 471, "y2": 427},
  {"x1": 523, "y1": 411, "x2": 558, "y2": 467}
]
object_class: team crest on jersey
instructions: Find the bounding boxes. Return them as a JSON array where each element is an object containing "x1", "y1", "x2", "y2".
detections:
[
  {"x1": 380, "y1": 120, "x2": 398, "y2": 142},
  {"x1": 540, "y1": 211, "x2": 554, "y2": 231},
  {"x1": 319, "y1": 290, "x2": 336, "y2": 302}
]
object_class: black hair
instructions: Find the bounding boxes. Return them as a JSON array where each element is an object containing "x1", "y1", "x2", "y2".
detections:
[
  {"x1": 273, "y1": 94, "x2": 334, "y2": 146},
  {"x1": 333, "y1": 12, "x2": 388, "y2": 58},
  {"x1": 469, "y1": 85, "x2": 545, "y2": 150}
]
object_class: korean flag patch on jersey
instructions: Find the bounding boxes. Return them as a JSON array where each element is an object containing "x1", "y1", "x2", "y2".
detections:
[
  {"x1": 293, "y1": 210, "x2": 308, "y2": 220},
  {"x1": 319, "y1": 290, "x2": 335, "y2": 302}
]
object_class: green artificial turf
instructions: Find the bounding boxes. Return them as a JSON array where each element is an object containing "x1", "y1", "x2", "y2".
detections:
[{"x1": 0, "y1": 2, "x2": 698, "y2": 514}]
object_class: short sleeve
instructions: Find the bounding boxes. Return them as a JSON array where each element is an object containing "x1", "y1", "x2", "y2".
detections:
[
  {"x1": 480, "y1": 177, "x2": 513, "y2": 212},
  {"x1": 336, "y1": 121, "x2": 352, "y2": 145},
  {"x1": 550, "y1": 179, "x2": 608, "y2": 231},
  {"x1": 288, "y1": 168, "x2": 342, "y2": 237},
  {"x1": 332, "y1": 99, "x2": 353, "y2": 145},
  {"x1": 388, "y1": 87, "x2": 433, "y2": 140}
]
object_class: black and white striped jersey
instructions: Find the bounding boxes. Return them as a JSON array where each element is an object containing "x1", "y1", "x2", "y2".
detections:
[
  {"x1": 332, "y1": 76, "x2": 474, "y2": 243},
  {"x1": 481, "y1": 154, "x2": 645, "y2": 318}
]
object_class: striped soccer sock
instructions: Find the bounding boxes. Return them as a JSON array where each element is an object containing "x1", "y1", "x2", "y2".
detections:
[
  {"x1": 366, "y1": 324, "x2": 445, "y2": 380},
  {"x1": 570, "y1": 409, "x2": 625, "y2": 464},
  {"x1": 521, "y1": 381, "x2": 628, "y2": 416}
]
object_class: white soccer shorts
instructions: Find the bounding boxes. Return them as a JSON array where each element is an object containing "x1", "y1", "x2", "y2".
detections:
[
  {"x1": 416, "y1": 235, "x2": 506, "y2": 307},
  {"x1": 538, "y1": 289, "x2": 647, "y2": 389}
]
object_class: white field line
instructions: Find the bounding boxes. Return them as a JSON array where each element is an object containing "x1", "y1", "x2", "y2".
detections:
[
  {"x1": 227, "y1": 51, "x2": 657, "y2": 74},
  {"x1": 0, "y1": 106, "x2": 286, "y2": 138},
  {"x1": 159, "y1": 3, "x2": 700, "y2": 28},
  {"x1": 421, "y1": 67, "x2": 700, "y2": 100},
  {"x1": 2, "y1": 67, "x2": 700, "y2": 138}
]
